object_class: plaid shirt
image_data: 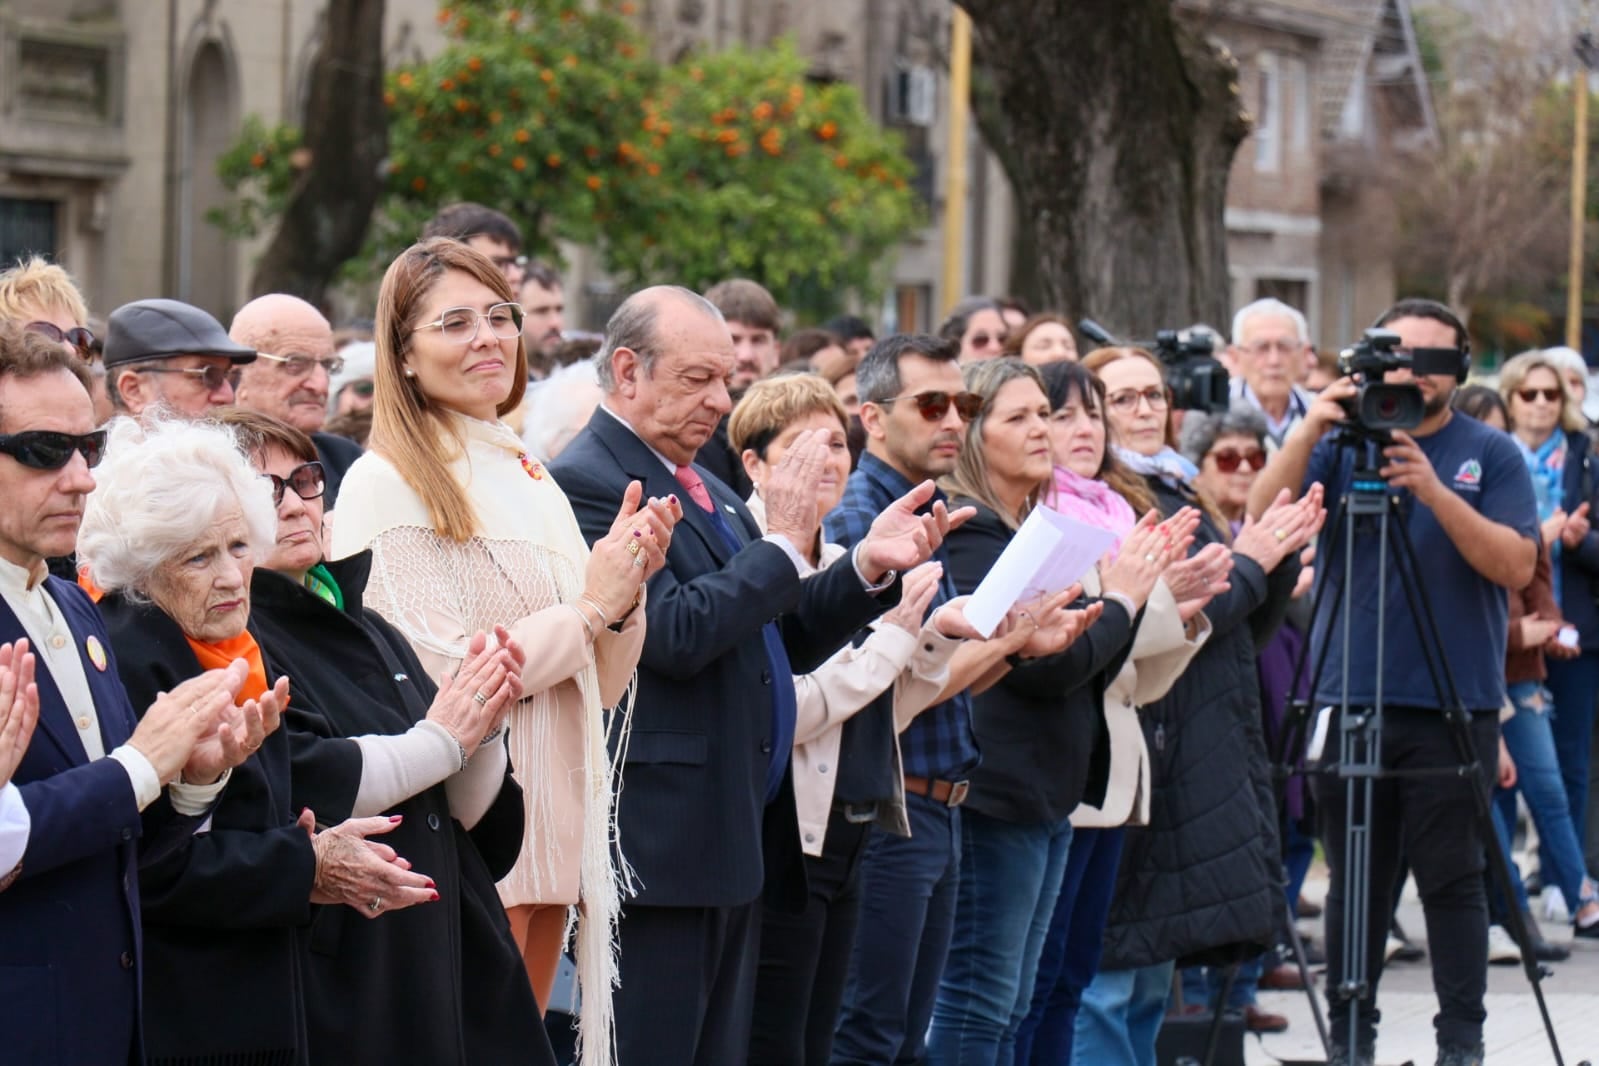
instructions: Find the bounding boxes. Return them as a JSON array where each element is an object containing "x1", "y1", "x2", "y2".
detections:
[{"x1": 823, "y1": 452, "x2": 979, "y2": 779}]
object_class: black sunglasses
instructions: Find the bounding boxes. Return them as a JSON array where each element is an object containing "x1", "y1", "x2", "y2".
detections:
[
  {"x1": 879, "y1": 390, "x2": 984, "y2": 422},
  {"x1": 25, "y1": 321, "x2": 96, "y2": 359},
  {"x1": 0, "y1": 429, "x2": 107, "y2": 470},
  {"x1": 268, "y1": 461, "x2": 326, "y2": 506}
]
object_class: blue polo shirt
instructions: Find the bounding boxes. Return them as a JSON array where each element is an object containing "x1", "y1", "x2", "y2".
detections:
[{"x1": 1303, "y1": 412, "x2": 1538, "y2": 712}]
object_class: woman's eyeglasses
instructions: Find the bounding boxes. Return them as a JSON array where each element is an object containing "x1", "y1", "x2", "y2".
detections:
[
  {"x1": 412, "y1": 303, "x2": 524, "y2": 344},
  {"x1": 966, "y1": 332, "x2": 1007, "y2": 350},
  {"x1": 25, "y1": 321, "x2": 96, "y2": 360},
  {"x1": 1517, "y1": 387, "x2": 1562, "y2": 404},
  {"x1": 1104, "y1": 387, "x2": 1169, "y2": 413},
  {"x1": 136, "y1": 364, "x2": 234, "y2": 390},
  {"x1": 877, "y1": 390, "x2": 984, "y2": 422},
  {"x1": 1208, "y1": 447, "x2": 1267, "y2": 474},
  {"x1": 268, "y1": 461, "x2": 326, "y2": 506},
  {"x1": 0, "y1": 429, "x2": 107, "y2": 470}
]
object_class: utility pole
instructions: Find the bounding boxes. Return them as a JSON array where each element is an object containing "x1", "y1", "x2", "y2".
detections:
[
  {"x1": 941, "y1": 6, "x2": 972, "y2": 319},
  {"x1": 1568, "y1": 30, "x2": 1599, "y2": 348}
]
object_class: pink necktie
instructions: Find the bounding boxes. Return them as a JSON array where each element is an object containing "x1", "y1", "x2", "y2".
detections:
[{"x1": 674, "y1": 464, "x2": 716, "y2": 513}]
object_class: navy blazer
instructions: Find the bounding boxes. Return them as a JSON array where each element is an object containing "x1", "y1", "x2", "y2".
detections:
[
  {"x1": 550, "y1": 409, "x2": 897, "y2": 908},
  {"x1": 0, "y1": 576, "x2": 200, "y2": 1065}
]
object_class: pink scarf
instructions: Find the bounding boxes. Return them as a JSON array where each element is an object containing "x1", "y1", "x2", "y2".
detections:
[{"x1": 1045, "y1": 465, "x2": 1138, "y2": 559}]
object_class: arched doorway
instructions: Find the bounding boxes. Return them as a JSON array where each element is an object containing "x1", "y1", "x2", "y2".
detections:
[{"x1": 178, "y1": 40, "x2": 236, "y2": 317}]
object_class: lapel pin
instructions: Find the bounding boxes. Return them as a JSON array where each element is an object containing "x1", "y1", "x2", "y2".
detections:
[{"x1": 85, "y1": 635, "x2": 108, "y2": 672}]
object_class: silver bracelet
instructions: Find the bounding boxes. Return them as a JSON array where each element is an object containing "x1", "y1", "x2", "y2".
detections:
[
  {"x1": 566, "y1": 602, "x2": 597, "y2": 642},
  {"x1": 478, "y1": 724, "x2": 505, "y2": 748}
]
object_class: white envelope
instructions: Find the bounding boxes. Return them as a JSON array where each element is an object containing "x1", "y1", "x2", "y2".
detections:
[{"x1": 964, "y1": 507, "x2": 1118, "y2": 637}]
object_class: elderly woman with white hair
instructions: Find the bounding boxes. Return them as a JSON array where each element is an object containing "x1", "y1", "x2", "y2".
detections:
[{"x1": 78, "y1": 415, "x2": 550, "y2": 1066}]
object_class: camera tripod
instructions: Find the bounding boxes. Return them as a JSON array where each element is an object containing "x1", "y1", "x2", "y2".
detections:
[{"x1": 1262, "y1": 425, "x2": 1584, "y2": 1066}]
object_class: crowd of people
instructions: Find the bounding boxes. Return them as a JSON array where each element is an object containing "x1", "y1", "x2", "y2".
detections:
[{"x1": 0, "y1": 199, "x2": 1588, "y2": 1066}]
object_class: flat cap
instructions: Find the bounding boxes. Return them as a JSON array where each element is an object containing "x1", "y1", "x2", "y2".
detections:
[{"x1": 103, "y1": 298, "x2": 257, "y2": 368}]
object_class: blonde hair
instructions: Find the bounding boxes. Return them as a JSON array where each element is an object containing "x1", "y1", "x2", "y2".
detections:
[
  {"x1": 728, "y1": 373, "x2": 848, "y2": 456},
  {"x1": 0, "y1": 257, "x2": 89, "y2": 327},
  {"x1": 1500, "y1": 350, "x2": 1587, "y2": 435},
  {"x1": 370, "y1": 238, "x2": 529, "y2": 542},
  {"x1": 939, "y1": 357, "x2": 1049, "y2": 531}
]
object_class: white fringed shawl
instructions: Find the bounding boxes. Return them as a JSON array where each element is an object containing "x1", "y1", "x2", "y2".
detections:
[{"x1": 331, "y1": 413, "x2": 631, "y2": 1066}]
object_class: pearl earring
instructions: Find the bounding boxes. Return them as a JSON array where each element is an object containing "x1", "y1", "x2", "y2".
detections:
[{"x1": 404, "y1": 367, "x2": 416, "y2": 378}]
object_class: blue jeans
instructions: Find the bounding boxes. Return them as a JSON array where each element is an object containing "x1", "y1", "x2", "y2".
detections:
[
  {"x1": 1542, "y1": 653, "x2": 1599, "y2": 884},
  {"x1": 1072, "y1": 961, "x2": 1175, "y2": 1066},
  {"x1": 1013, "y1": 826, "x2": 1126, "y2": 1065},
  {"x1": 1179, "y1": 956, "x2": 1263, "y2": 1011},
  {"x1": 1495, "y1": 681, "x2": 1594, "y2": 915},
  {"x1": 831, "y1": 793, "x2": 962, "y2": 1066},
  {"x1": 927, "y1": 809, "x2": 1072, "y2": 1066}
]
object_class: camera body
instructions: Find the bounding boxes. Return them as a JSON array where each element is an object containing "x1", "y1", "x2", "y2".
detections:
[
  {"x1": 1077, "y1": 318, "x2": 1231, "y2": 413},
  {"x1": 1336, "y1": 329, "x2": 1426, "y2": 433}
]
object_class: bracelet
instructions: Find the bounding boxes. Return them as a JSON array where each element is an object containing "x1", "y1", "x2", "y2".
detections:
[
  {"x1": 578, "y1": 593, "x2": 612, "y2": 628},
  {"x1": 479, "y1": 724, "x2": 505, "y2": 748},
  {"x1": 566, "y1": 602, "x2": 597, "y2": 643},
  {"x1": 447, "y1": 732, "x2": 470, "y2": 772}
]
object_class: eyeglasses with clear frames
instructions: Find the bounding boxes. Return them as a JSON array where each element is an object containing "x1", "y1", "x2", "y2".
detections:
[
  {"x1": 412, "y1": 303, "x2": 525, "y2": 344},
  {"x1": 1105, "y1": 386, "x2": 1169, "y2": 413},
  {"x1": 257, "y1": 352, "x2": 345, "y2": 377}
]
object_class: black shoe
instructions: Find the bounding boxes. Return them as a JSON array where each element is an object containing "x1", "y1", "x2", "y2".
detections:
[
  {"x1": 1574, "y1": 916, "x2": 1599, "y2": 938},
  {"x1": 1518, "y1": 908, "x2": 1571, "y2": 961},
  {"x1": 1435, "y1": 1042, "x2": 1485, "y2": 1066}
]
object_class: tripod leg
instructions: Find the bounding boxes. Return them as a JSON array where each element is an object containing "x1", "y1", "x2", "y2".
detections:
[
  {"x1": 1280, "y1": 892, "x2": 1330, "y2": 1052},
  {"x1": 1201, "y1": 963, "x2": 1239, "y2": 1066}
]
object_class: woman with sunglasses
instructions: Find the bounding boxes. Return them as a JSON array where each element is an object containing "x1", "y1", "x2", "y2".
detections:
[
  {"x1": 925, "y1": 357, "x2": 1192, "y2": 1065},
  {"x1": 1497, "y1": 351, "x2": 1599, "y2": 938},
  {"x1": 81, "y1": 414, "x2": 540, "y2": 1066},
  {"x1": 332, "y1": 239, "x2": 675, "y2": 1065},
  {"x1": 1071, "y1": 347, "x2": 1322, "y2": 1066}
]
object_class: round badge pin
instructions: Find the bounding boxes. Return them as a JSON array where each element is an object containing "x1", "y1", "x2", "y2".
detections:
[{"x1": 86, "y1": 634, "x2": 108, "y2": 672}]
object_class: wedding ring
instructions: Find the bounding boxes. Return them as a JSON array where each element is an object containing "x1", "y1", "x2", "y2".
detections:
[
  {"x1": 1273, "y1": 529, "x2": 1287, "y2": 541},
  {"x1": 626, "y1": 540, "x2": 641, "y2": 557},
  {"x1": 472, "y1": 691, "x2": 488, "y2": 706},
  {"x1": 368, "y1": 897, "x2": 382, "y2": 913},
  {"x1": 632, "y1": 555, "x2": 646, "y2": 568},
  {"x1": 1144, "y1": 553, "x2": 1157, "y2": 562}
]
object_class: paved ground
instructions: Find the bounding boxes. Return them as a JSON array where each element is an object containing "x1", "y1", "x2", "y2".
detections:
[{"x1": 1243, "y1": 872, "x2": 1599, "y2": 1066}]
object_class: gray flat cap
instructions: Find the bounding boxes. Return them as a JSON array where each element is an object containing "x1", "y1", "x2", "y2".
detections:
[{"x1": 103, "y1": 298, "x2": 257, "y2": 368}]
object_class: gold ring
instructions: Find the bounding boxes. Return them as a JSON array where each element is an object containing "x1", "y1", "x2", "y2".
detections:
[
  {"x1": 1273, "y1": 529, "x2": 1286, "y2": 541},
  {"x1": 626, "y1": 540, "x2": 641, "y2": 557},
  {"x1": 1144, "y1": 554, "x2": 1156, "y2": 562}
]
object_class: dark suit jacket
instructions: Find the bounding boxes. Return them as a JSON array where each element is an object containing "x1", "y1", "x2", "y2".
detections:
[
  {"x1": 0, "y1": 577, "x2": 202, "y2": 1065},
  {"x1": 314, "y1": 431, "x2": 365, "y2": 509},
  {"x1": 550, "y1": 409, "x2": 896, "y2": 908}
]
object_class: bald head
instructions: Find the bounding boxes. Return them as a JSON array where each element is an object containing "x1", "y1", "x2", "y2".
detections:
[
  {"x1": 230, "y1": 294, "x2": 336, "y2": 432},
  {"x1": 595, "y1": 285, "x2": 724, "y2": 393}
]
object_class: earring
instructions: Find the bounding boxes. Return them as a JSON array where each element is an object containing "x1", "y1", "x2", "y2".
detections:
[{"x1": 404, "y1": 367, "x2": 416, "y2": 378}]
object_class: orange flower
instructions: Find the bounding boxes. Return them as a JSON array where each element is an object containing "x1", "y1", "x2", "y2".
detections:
[
  {"x1": 818, "y1": 121, "x2": 838, "y2": 141},
  {"x1": 383, "y1": 90, "x2": 396, "y2": 107},
  {"x1": 440, "y1": 78, "x2": 456, "y2": 92},
  {"x1": 488, "y1": 143, "x2": 502, "y2": 157},
  {"x1": 547, "y1": 153, "x2": 563, "y2": 167},
  {"x1": 411, "y1": 175, "x2": 428, "y2": 191},
  {"x1": 453, "y1": 97, "x2": 470, "y2": 113},
  {"x1": 643, "y1": 115, "x2": 657, "y2": 132},
  {"x1": 753, "y1": 101, "x2": 773, "y2": 121},
  {"x1": 563, "y1": 54, "x2": 578, "y2": 69},
  {"x1": 587, "y1": 175, "x2": 604, "y2": 190},
  {"x1": 646, "y1": 162, "x2": 661, "y2": 176},
  {"x1": 618, "y1": 141, "x2": 638, "y2": 161},
  {"x1": 250, "y1": 152, "x2": 266, "y2": 168},
  {"x1": 506, "y1": 8, "x2": 521, "y2": 23},
  {"x1": 788, "y1": 84, "x2": 804, "y2": 103},
  {"x1": 467, "y1": 56, "x2": 483, "y2": 73},
  {"x1": 585, "y1": 145, "x2": 601, "y2": 159},
  {"x1": 657, "y1": 120, "x2": 672, "y2": 135},
  {"x1": 540, "y1": 69, "x2": 555, "y2": 84},
  {"x1": 514, "y1": 128, "x2": 531, "y2": 144},
  {"x1": 512, "y1": 156, "x2": 526, "y2": 171},
  {"x1": 726, "y1": 143, "x2": 745, "y2": 158},
  {"x1": 834, "y1": 153, "x2": 849, "y2": 169},
  {"x1": 619, "y1": 42, "x2": 636, "y2": 59},
  {"x1": 718, "y1": 129, "x2": 741, "y2": 144},
  {"x1": 436, "y1": 7, "x2": 452, "y2": 25},
  {"x1": 759, "y1": 128, "x2": 782, "y2": 155},
  {"x1": 620, "y1": 1, "x2": 638, "y2": 13},
  {"x1": 488, "y1": 109, "x2": 502, "y2": 125},
  {"x1": 397, "y1": 72, "x2": 414, "y2": 89},
  {"x1": 690, "y1": 66, "x2": 704, "y2": 82}
]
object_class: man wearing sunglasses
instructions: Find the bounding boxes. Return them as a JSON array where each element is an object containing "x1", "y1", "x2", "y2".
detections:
[
  {"x1": 228, "y1": 294, "x2": 365, "y2": 507},
  {"x1": 103, "y1": 297, "x2": 256, "y2": 420},
  {"x1": 0, "y1": 321, "x2": 276, "y2": 1063}
]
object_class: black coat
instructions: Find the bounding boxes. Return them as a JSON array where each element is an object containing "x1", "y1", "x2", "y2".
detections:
[
  {"x1": 550, "y1": 408, "x2": 896, "y2": 910},
  {"x1": 99, "y1": 593, "x2": 317, "y2": 1066},
  {"x1": 247, "y1": 556, "x2": 551, "y2": 1066},
  {"x1": 945, "y1": 501, "x2": 1136, "y2": 824},
  {"x1": 313, "y1": 431, "x2": 364, "y2": 509},
  {"x1": 1099, "y1": 477, "x2": 1298, "y2": 970}
]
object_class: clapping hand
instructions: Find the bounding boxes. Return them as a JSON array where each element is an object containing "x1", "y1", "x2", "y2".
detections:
[
  {"x1": 859, "y1": 480, "x2": 977, "y2": 583},
  {"x1": 128, "y1": 662, "x2": 251, "y2": 787},
  {"x1": 427, "y1": 627, "x2": 521, "y2": 751},
  {"x1": 1561, "y1": 502, "x2": 1591, "y2": 550},
  {"x1": 586, "y1": 481, "x2": 674, "y2": 623},
  {"x1": 1099, "y1": 512, "x2": 1184, "y2": 611},
  {"x1": 0, "y1": 641, "x2": 40, "y2": 789},
  {"x1": 1234, "y1": 484, "x2": 1326, "y2": 572},
  {"x1": 762, "y1": 429, "x2": 830, "y2": 552},
  {"x1": 299, "y1": 808, "x2": 438, "y2": 918},
  {"x1": 181, "y1": 674, "x2": 290, "y2": 786},
  {"x1": 930, "y1": 595, "x2": 988, "y2": 641},
  {"x1": 882, "y1": 563, "x2": 944, "y2": 635}
]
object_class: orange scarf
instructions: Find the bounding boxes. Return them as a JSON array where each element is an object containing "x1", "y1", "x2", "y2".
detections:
[{"x1": 185, "y1": 630, "x2": 269, "y2": 704}]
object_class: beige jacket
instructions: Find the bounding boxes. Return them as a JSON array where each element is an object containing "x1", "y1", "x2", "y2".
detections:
[
  {"x1": 746, "y1": 494, "x2": 961, "y2": 856},
  {"x1": 1070, "y1": 571, "x2": 1210, "y2": 829}
]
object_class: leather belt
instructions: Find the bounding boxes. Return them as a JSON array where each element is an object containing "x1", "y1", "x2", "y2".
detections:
[{"x1": 903, "y1": 774, "x2": 970, "y2": 808}]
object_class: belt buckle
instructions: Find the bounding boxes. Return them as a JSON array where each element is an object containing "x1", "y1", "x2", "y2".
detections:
[
  {"x1": 842, "y1": 803, "x2": 878, "y2": 824},
  {"x1": 946, "y1": 780, "x2": 970, "y2": 808}
]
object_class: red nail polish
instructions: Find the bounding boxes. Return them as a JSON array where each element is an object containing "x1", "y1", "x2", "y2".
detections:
[
  {"x1": 430, "y1": 891, "x2": 440, "y2": 901},
  {"x1": 390, "y1": 815, "x2": 403, "y2": 823},
  {"x1": 426, "y1": 880, "x2": 436, "y2": 889}
]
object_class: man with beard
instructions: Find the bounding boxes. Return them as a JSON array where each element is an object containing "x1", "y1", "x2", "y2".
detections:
[
  {"x1": 826, "y1": 333, "x2": 984, "y2": 1065},
  {"x1": 519, "y1": 261, "x2": 566, "y2": 380},
  {"x1": 229, "y1": 295, "x2": 363, "y2": 506},
  {"x1": 1247, "y1": 299, "x2": 1538, "y2": 1066}
]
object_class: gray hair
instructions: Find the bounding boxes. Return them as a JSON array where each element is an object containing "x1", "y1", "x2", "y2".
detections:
[
  {"x1": 1230, "y1": 298, "x2": 1308, "y2": 348},
  {"x1": 594, "y1": 286, "x2": 724, "y2": 392},
  {"x1": 1178, "y1": 401, "x2": 1269, "y2": 466},
  {"x1": 522, "y1": 358, "x2": 602, "y2": 462},
  {"x1": 78, "y1": 415, "x2": 278, "y2": 599},
  {"x1": 1540, "y1": 345, "x2": 1588, "y2": 380}
]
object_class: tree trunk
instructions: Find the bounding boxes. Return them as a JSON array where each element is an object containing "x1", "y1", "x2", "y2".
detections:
[
  {"x1": 249, "y1": 0, "x2": 388, "y2": 310},
  {"x1": 960, "y1": 0, "x2": 1248, "y2": 337}
]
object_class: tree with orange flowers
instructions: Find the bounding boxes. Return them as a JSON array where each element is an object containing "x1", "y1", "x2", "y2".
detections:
[{"x1": 214, "y1": 0, "x2": 918, "y2": 317}]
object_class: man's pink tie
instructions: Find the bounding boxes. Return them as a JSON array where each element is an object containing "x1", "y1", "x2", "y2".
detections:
[{"x1": 674, "y1": 464, "x2": 716, "y2": 513}]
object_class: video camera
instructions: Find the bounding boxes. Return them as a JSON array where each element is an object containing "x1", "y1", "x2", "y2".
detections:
[
  {"x1": 1078, "y1": 319, "x2": 1230, "y2": 413},
  {"x1": 1334, "y1": 329, "x2": 1467, "y2": 433}
]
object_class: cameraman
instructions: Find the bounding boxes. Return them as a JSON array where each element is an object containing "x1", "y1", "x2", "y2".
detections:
[{"x1": 1247, "y1": 299, "x2": 1538, "y2": 1066}]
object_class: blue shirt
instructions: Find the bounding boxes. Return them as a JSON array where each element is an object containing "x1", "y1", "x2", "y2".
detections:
[
  {"x1": 1303, "y1": 412, "x2": 1538, "y2": 712},
  {"x1": 824, "y1": 452, "x2": 980, "y2": 778}
]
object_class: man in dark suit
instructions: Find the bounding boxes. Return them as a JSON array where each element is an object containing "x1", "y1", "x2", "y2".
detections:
[
  {"x1": 0, "y1": 322, "x2": 272, "y2": 1063},
  {"x1": 550, "y1": 286, "x2": 963, "y2": 1065}
]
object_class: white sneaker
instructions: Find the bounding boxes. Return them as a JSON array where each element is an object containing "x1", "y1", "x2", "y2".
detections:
[
  {"x1": 1384, "y1": 934, "x2": 1403, "y2": 962},
  {"x1": 1544, "y1": 885, "x2": 1571, "y2": 923},
  {"x1": 1487, "y1": 923, "x2": 1522, "y2": 965}
]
